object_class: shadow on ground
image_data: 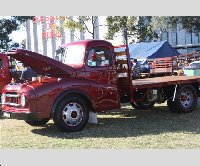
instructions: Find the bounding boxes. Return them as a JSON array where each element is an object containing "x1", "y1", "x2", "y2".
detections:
[{"x1": 31, "y1": 105, "x2": 200, "y2": 139}]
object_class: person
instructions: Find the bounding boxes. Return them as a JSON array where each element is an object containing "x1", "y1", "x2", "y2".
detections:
[
  {"x1": 177, "y1": 69, "x2": 186, "y2": 76},
  {"x1": 131, "y1": 59, "x2": 141, "y2": 79},
  {"x1": 183, "y1": 60, "x2": 190, "y2": 69},
  {"x1": 95, "y1": 52, "x2": 109, "y2": 66},
  {"x1": 88, "y1": 49, "x2": 109, "y2": 67},
  {"x1": 117, "y1": 64, "x2": 123, "y2": 70},
  {"x1": 20, "y1": 64, "x2": 37, "y2": 82},
  {"x1": 143, "y1": 60, "x2": 150, "y2": 73}
]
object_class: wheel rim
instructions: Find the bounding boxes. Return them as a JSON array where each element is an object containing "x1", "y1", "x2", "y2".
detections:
[
  {"x1": 179, "y1": 88, "x2": 193, "y2": 109},
  {"x1": 62, "y1": 102, "x2": 83, "y2": 126}
]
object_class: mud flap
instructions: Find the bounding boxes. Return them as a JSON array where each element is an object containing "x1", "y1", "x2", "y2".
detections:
[{"x1": 88, "y1": 111, "x2": 98, "y2": 124}]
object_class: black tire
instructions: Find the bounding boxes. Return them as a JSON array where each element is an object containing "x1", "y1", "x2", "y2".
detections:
[
  {"x1": 167, "y1": 99, "x2": 178, "y2": 113},
  {"x1": 25, "y1": 118, "x2": 50, "y2": 126},
  {"x1": 131, "y1": 101, "x2": 155, "y2": 109},
  {"x1": 167, "y1": 85, "x2": 197, "y2": 113},
  {"x1": 53, "y1": 95, "x2": 89, "y2": 132}
]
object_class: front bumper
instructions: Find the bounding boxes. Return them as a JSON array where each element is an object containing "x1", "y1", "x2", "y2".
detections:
[{"x1": 1, "y1": 110, "x2": 38, "y2": 120}]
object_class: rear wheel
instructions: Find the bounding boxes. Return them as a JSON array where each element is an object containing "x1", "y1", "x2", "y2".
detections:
[
  {"x1": 25, "y1": 118, "x2": 50, "y2": 126},
  {"x1": 167, "y1": 85, "x2": 197, "y2": 113},
  {"x1": 131, "y1": 101, "x2": 155, "y2": 109},
  {"x1": 53, "y1": 95, "x2": 89, "y2": 132}
]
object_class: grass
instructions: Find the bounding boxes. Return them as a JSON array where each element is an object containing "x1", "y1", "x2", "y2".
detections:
[{"x1": 1, "y1": 102, "x2": 200, "y2": 149}]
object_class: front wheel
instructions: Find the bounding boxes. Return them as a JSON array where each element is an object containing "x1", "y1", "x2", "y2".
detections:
[
  {"x1": 167, "y1": 85, "x2": 197, "y2": 113},
  {"x1": 53, "y1": 95, "x2": 89, "y2": 132},
  {"x1": 131, "y1": 101, "x2": 155, "y2": 109},
  {"x1": 25, "y1": 118, "x2": 50, "y2": 126}
]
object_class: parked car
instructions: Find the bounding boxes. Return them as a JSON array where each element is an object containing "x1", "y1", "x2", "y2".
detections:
[
  {"x1": 187, "y1": 61, "x2": 200, "y2": 69},
  {"x1": 138, "y1": 60, "x2": 150, "y2": 73},
  {"x1": 183, "y1": 61, "x2": 200, "y2": 76}
]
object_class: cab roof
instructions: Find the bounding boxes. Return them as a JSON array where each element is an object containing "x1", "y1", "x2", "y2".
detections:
[{"x1": 62, "y1": 39, "x2": 113, "y2": 48}]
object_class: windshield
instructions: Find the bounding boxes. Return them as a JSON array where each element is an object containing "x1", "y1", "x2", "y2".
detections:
[{"x1": 54, "y1": 45, "x2": 85, "y2": 66}]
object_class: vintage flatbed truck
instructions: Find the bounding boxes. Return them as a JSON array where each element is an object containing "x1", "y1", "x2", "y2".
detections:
[{"x1": 1, "y1": 39, "x2": 200, "y2": 132}]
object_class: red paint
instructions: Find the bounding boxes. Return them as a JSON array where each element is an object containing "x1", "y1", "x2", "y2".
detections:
[
  {"x1": 1, "y1": 40, "x2": 121, "y2": 120},
  {"x1": 0, "y1": 53, "x2": 11, "y2": 94}
]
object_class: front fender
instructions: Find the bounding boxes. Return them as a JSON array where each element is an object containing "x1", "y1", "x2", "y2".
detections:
[{"x1": 51, "y1": 89, "x2": 95, "y2": 116}]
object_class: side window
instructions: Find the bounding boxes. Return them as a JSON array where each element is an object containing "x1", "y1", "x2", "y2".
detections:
[
  {"x1": 87, "y1": 46, "x2": 112, "y2": 67},
  {"x1": 0, "y1": 58, "x2": 2, "y2": 69}
]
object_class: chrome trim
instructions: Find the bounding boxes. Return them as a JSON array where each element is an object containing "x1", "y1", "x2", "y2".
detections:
[
  {"x1": 0, "y1": 102, "x2": 21, "y2": 107},
  {"x1": 5, "y1": 94, "x2": 19, "y2": 98}
]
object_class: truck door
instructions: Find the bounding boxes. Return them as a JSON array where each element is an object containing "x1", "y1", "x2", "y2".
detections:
[{"x1": 85, "y1": 46, "x2": 120, "y2": 111}]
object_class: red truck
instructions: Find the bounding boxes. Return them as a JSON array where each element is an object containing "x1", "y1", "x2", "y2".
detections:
[{"x1": 1, "y1": 39, "x2": 200, "y2": 132}]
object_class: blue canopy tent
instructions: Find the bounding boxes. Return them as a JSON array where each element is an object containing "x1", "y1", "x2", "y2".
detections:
[{"x1": 128, "y1": 40, "x2": 181, "y2": 59}]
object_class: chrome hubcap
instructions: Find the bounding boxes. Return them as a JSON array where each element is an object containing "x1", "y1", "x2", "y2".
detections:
[
  {"x1": 180, "y1": 88, "x2": 193, "y2": 108},
  {"x1": 62, "y1": 102, "x2": 83, "y2": 126}
]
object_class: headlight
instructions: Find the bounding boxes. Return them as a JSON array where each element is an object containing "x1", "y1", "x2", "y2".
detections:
[
  {"x1": 1, "y1": 94, "x2": 6, "y2": 104},
  {"x1": 21, "y1": 95, "x2": 26, "y2": 107}
]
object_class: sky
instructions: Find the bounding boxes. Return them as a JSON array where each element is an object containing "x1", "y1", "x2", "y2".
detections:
[
  {"x1": 10, "y1": 26, "x2": 26, "y2": 44},
  {"x1": 0, "y1": 16, "x2": 26, "y2": 44},
  {"x1": 8, "y1": 16, "x2": 125, "y2": 47}
]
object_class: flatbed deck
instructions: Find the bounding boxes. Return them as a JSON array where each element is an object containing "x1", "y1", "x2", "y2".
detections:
[{"x1": 132, "y1": 76, "x2": 200, "y2": 89}]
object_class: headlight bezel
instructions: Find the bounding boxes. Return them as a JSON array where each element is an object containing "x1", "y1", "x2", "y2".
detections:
[
  {"x1": 21, "y1": 94, "x2": 26, "y2": 107},
  {"x1": 1, "y1": 93, "x2": 6, "y2": 104}
]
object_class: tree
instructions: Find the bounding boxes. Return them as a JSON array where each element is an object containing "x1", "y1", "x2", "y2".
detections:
[
  {"x1": 176, "y1": 16, "x2": 200, "y2": 35},
  {"x1": 135, "y1": 16, "x2": 158, "y2": 42},
  {"x1": 106, "y1": 16, "x2": 137, "y2": 43},
  {"x1": 151, "y1": 16, "x2": 200, "y2": 38},
  {"x1": 106, "y1": 16, "x2": 158, "y2": 43},
  {"x1": 11, "y1": 42, "x2": 20, "y2": 48},
  {"x1": 0, "y1": 16, "x2": 34, "y2": 51},
  {"x1": 0, "y1": 18, "x2": 18, "y2": 51},
  {"x1": 12, "y1": 16, "x2": 34, "y2": 24},
  {"x1": 54, "y1": 16, "x2": 103, "y2": 39},
  {"x1": 107, "y1": 16, "x2": 200, "y2": 44},
  {"x1": 21, "y1": 39, "x2": 26, "y2": 49}
]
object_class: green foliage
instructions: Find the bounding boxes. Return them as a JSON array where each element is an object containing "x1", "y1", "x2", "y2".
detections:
[
  {"x1": 179, "y1": 16, "x2": 200, "y2": 34},
  {"x1": 151, "y1": 16, "x2": 171, "y2": 32},
  {"x1": 63, "y1": 19, "x2": 84, "y2": 31},
  {"x1": 106, "y1": 16, "x2": 158, "y2": 43},
  {"x1": 0, "y1": 18, "x2": 18, "y2": 50},
  {"x1": 0, "y1": 16, "x2": 34, "y2": 51},
  {"x1": 106, "y1": 16, "x2": 137, "y2": 40},
  {"x1": 152, "y1": 16, "x2": 200, "y2": 36},
  {"x1": 107, "y1": 16, "x2": 200, "y2": 43},
  {"x1": 135, "y1": 16, "x2": 158, "y2": 42},
  {"x1": 21, "y1": 39, "x2": 26, "y2": 49},
  {"x1": 12, "y1": 16, "x2": 34, "y2": 23},
  {"x1": 61, "y1": 16, "x2": 99, "y2": 39}
]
